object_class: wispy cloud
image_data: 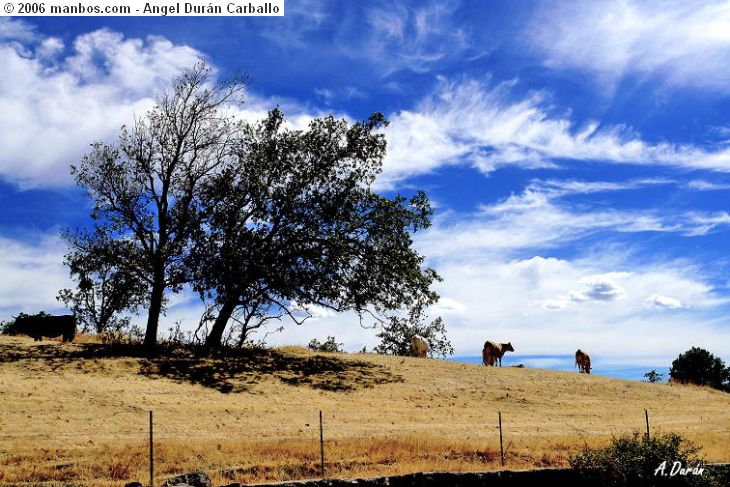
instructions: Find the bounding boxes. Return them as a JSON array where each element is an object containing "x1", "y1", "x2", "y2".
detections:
[
  {"x1": 416, "y1": 186, "x2": 730, "y2": 263},
  {"x1": 529, "y1": 0, "x2": 730, "y2": 92},
  {"x1": 528, "y1": 178, "x2": 674, "y2": 197},
  {"x1": 360, "y1": 1, "x2": 472, "y2": 75},
  {"x1": 686, "y1": 179, "x2": 730, "y2": 191},
  {"x1": 380, "y1": 77, "x2": 730, "y2": 187}
]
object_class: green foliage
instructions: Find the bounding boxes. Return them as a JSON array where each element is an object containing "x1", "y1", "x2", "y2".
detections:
[
  {"x1": 669, "y1": 347, "x2": 730, "y2": 392},
  {"x1": 644, "y1": 370, "x2": 664, "y2": 383},
  {"x1": 570, "y1": 432, "x2": 718, "y2": 486},
  {"x1": 192, "y1": 107, "x2": 440, "y2": 348},
  {"x1": 308, "y1": 336, "x2": 344, "y2": 353},
  {"x1": 374, "y1": 302, "x2": 453, "y2": 358},
  {"x1": 58, "y1": 228, "x2": 147, "y2": 334}
]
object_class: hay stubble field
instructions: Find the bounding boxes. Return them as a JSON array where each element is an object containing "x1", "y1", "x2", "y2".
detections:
[{"x1": 0, "y1": 335, "x2": 728, "y2": 486}]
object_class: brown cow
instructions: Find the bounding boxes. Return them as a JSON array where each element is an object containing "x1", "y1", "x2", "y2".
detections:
[
  {"x1": 411, "y1": 335, "x2": 429, "y2": 358},
  {"x1": 575, "y1": 349, "x2": 591, "y2": 374},
  {"x1": 482, "y1": 341, "x2": 514, "y2": 366}
]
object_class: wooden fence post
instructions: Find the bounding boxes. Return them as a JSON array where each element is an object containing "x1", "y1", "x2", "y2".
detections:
[
  {"x1": 319, "y1": 410, "x2": 325, "y2": 478},
  {"x1": 645, "y1": 409, "x2": 650, "y2": 439},
  {"x1": 498, "y1": 411, "x2": 504, "y2": 467},
  {"x1": 149, "y1": 410, "x2": 154, "y2": 487}
]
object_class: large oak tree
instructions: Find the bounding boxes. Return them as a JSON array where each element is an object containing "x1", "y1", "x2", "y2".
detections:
[{"x1": 192, "y1": 108, "x2": 440, "y2": 349}]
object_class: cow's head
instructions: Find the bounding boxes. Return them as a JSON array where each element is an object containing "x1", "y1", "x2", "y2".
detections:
[
  {"x1": 13, "y1": 314, "x2": 31, "y2": 326},
  {"x1": 503, "y1": 342, "x2": 515, "y2": 352}
]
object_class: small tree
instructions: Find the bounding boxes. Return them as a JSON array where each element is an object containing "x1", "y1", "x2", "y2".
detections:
[
  {"x1": 308, "y1": 336, "x2": 344, "y2": 353},
  {"x1": 374, "y1": 302, "x2": 453, "y2": 358},
  {"x1": 644, "y1": 369, "x2": 664, "y2": 383},
  {"x1": 670, "y1": 347, "x2": 730, "y2": 392},
  {"x1": 58, "y1": 228, "x2": 147, "y2": 334}
]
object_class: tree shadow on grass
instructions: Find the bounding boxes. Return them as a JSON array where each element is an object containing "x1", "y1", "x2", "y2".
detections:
[
  {"x1": 0, "y1": 338, "x2": 403, "y2": 393},
  {"x1": 140, "y1": 347, "x2": 403, "y2": 393}
]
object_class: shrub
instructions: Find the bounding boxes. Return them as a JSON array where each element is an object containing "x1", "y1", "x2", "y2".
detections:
[
  {"x1": 308, "y1": 336, "x2": 343, "y2": 353},
  {"x1": 570, "y1": 432, "x2": 719, "y2": 486},
  {"x1": 100, "y1": 324, "x2": 145, "y2": 345},
  {"x1": 0, "y1": 320, "x2": 18, "y2": 335}
]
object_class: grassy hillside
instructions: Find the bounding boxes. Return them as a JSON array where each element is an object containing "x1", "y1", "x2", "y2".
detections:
[{"x1": 0, "y1": 335, "x2": 728, "y2": 486}]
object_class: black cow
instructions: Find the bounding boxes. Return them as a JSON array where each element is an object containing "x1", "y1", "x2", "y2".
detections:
[{"x1": 14, "y1": 315, "x2": 76, "y2": 342}]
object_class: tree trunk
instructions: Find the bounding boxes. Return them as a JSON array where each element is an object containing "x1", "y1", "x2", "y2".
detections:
[
  {"x1": 143, "y1": 268, "x2": 166, "y2": 350},
  {"x1": 205, "y1": 298, "x2": 238, "y2": 350}
]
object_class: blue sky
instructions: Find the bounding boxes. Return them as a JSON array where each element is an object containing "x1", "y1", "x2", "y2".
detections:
[{"x1": 3, "y1": 1, "x2": 730, "y2": 371}]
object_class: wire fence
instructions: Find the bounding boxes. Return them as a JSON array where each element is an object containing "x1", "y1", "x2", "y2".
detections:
[{"x1": 1, "y1": 405, "x2": 728, "y2": 487}]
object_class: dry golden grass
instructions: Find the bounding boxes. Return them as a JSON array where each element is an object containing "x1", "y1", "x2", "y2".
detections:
[{"x1": 0, "y1": 335, "x2": 728, "y2": 486}]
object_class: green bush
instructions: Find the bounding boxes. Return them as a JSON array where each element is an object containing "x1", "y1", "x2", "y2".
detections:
[
  {"x1": 670, "y1": 347, "x2": 730, "y2": 392},
  {"x1": 308, "y1": 336, "x2": 344, "y2": 353},
  {"x1": 570, "y1": 432, "x2": 719, "y2": 486},
  {"x1": 0, "y1": 320, "x2": 17, "y2": 335}
]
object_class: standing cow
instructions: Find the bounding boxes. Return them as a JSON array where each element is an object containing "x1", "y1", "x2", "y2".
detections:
[
  {"x1": 14, "y1": 314, "x2": 76, "y2": 342},
  {"x1": 411, "y1": 334, "x2": 429, "y2": 358},
  {"x1": 575, "y1": 349, "x2": 591, "y2": 374},
  {"x1": 482, "y1": 341, "x2": 514, "y2": 366}
]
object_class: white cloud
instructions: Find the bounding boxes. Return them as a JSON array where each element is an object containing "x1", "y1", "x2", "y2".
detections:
[
  {"x1": 646, "y1": 294, "x2": 685, "y2": 309},
  {"x1": 431, "y1": 296, "x2": 467, "y2": 316},
  {"x1": 570, "y1": 272, "x2": 629, "y2": 303},
  {"x1": 529, "y1": 0, "x2": 730, "y2": 92},
  {"x1": 0, "y1": 235, "x2": 71, "y2": 319},
  {"x1": 417, "y1": 254, "x2": 727, "y2": 358},
  {"x1": 36, "y1": 37, "x2": 64, "y2": 59},
  {"x1": 0, "y1": 18, "x2": 37, "y2": 42},
  {"x1": 0, "y1": 22, "x2": 203, "y2": 188}
]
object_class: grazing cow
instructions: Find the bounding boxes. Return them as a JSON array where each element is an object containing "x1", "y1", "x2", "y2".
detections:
[
  {"x1": 14, "y1": 315, "x2": 76, "y2": 342},
  {"x1": 411, "y1": 334, "x2": 429, "y2": 358},
  {"x1": 575, "y1": 349, "x2": 591, "y2": 374},
  {"x1": 482, "y1": 341, "x2": 514, "y2": 366}
]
